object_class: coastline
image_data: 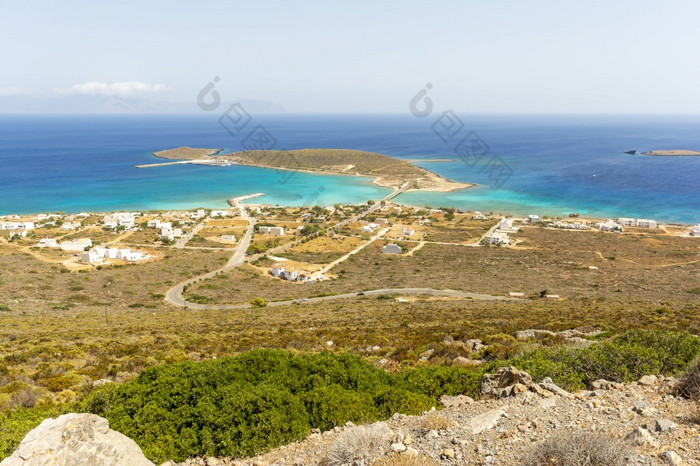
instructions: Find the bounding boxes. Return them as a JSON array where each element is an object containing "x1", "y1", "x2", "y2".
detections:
[
  {"x1": 641, "y1": 150, "x2": 700, "y2": 157},
  {"x1": 146, "y1": 147, "x2": 476, "y2": 194}
]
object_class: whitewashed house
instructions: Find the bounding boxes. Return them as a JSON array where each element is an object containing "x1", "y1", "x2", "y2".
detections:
[
  {"x1": 60, "y1": 238, "x2": 92, "y2": 251},
  {"x1": 690, "y1": 225, "x2": 700, "y2": 236},
  {"x1": 220, "y1": 235, "x2": 236, "y2": 242},
  {"x1": 361, "y1": 225, "x2": 374, "y2": 233},
  {"x1": 485, "y1": 231, "x2": 510, "y2": 245},
  {"x1": 594, "y1": 221, "x2": 623, "y2": 232},
  {"x1": 528, "y1": 215, "x2": 541, "y2": 223},
  {"x1": 636, "y1": 219, "x2": 658, "y2": 229},
  {"x1": 259, "y1": 226, "x2": 285, "y2": 236},
  {"x1": 147, "y1": 219, "x2": 162, "y2": 228},
  {"x1": 617, "y1": 218, "x2": 636, "y2": 227},
  {"x1": 473, "y1": 211, "x2": 489, "y2": 220},
  {"x1": 402, "y1": 226, "x2": 415, "y2": 237},
  {"x1": 125, "y1": 251, "x2": 144, "y2": 262},
  {"x1": 282, "y1": 267, "x2": 298, "y2": 281},
  {"x1": 36, "y1": 238, "x2": 58, "y2": 248},
  {"x1": 0, "y1": 221, "x2": 34, "y2": 230},
  {"x1": 60, "y1": 222, "x2": 76, "y2": 231},
  {"x1": 104, "y1": 248, "x2": 119, "y2": 259},
  {"x1": 270, "y1": 263, "x2": 286, "y2": 277},
  {"x1": 382, "y1": 243, "x2": 402, "y2": 254},
  {"x1": 79, "y1": 250, "x2": 103, "y2": 264}
]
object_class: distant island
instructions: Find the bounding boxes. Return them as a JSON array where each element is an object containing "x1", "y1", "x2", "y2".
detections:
[
  {"x1": 152, "y1": 147, "x2": 224, "y2": 160},
  {"x1": 641, "y1": 149, "x2": 700, "y2": 156},
  {"x1": 151, "y1": 147, "x2": 474, "y2": 192}
]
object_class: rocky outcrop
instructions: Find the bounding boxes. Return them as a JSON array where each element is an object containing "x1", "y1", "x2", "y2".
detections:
[{"x1": 1, "y1": 413, "x2": 153, "y2": 466}]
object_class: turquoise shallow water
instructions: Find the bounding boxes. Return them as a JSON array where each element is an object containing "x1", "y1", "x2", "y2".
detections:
[{"x1": 0, "y1": 114, "x2": 698, "y2": 223}]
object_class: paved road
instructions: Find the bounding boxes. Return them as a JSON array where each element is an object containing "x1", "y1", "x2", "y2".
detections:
[
  {"x1": 165, "y1": 197, "x2": 256, "y2": 307},
  {"x1": 170, "y1": 287, "x2": 517, "y2": 311},
  {"x1": 175, "y1": 223, "x2": 204, "y2": 249}
]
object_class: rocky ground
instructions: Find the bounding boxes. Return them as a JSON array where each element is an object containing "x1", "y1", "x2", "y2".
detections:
[
  {"x1": 173, "y1": 370, "x2": 699, "y2": 466},
  {"x1": 5, "y1": 369, "x2": 698, "y2": 466}
]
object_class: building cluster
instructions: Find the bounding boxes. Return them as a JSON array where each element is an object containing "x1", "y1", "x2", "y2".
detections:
[
  {"x1": 594, "y1": 220, "x2": 624, "y2": 232},
  {"x1": 690, "y1": 225, "x2": 700, "y2": 237},
  {"x1": 617, "y1": 218, "x2": 658, "y2": 229},
  {"x1": 147, "y1": 219, "x2": 184, "y2": 241},
  {"x1": 484, "y1": 217, "x2": 520, "y2": 245},
  {"x1": 103, "y1": 213, "x2": 138, "y2": 230},
  {"x1": 547, "y1": 221, "x2": 591, "y2": 230},
  {"x1": 79, "y1": 247, "x2": 148, "y2": 265},
  {"x1": 473, "y1": 211, "x2": 491, "y2": 220}
]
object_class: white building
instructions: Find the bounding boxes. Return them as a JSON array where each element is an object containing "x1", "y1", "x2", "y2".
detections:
[
  {"x1": 60, "y1": 238, "x2": 92, "y2": 251},
  {"x1": 690, "y1": 225, "x2": 700, "y2": 237},
  {"x1": 282, "y1": 267, "x2": 298, "y2": 281},
  {"x1": 382, "y1": 243, "x2": 402, "y2": 254},
  {"x1": 104, "y1": 248, "x2": 119, "y2": 259},
  {"x1": 210, "y1": 210, "x2": 234, "y2": 218},
  {"x1": 258, "y1": 226, "x2": 285, "y2": 236},
  {"x1": 497, "y1": 218, "x2": 519, "y2": 233},
  {"x1": 220, "y1": 235, "x2": 236, "y2": 242},
  {"x1": 485, "y1": 231, "x2": 510, "y2": 245},
  {"x1": 116, "y1": 249, "x2": 132, "y2": 260},
  {"x1": 147, "y1": 219, "x2": 162, "y2": 228},
  {"x1": 617, "y1": 218, "x2": 636, "y2": 227},
  {"x1": 594, "y1": 221, "x2": 623, "y2": 232},
  {"x1": 0, "y1": 221, "x2": 34, "y2": 230},
  {"x1": 36, "y1": 238, "x2": 58, "y2": 248},
  {"x1": 103, "y1": 213, "x2": 135, "y2": 229},
  {"x1": 361, "y1": 225, "x2": 374, "y2": 233},
  {"x1": 79, "y1": 250, "x2": 103, "y2": 264},
  {"x1": 60, "y1": 222, "x2": 76, "y2": 231},
  {"x1": 124, "y1": 251, "x2": 144, "y2": 262},
  {"x1": 473, "y1": 211, "x2": 490, "y2": 220},
  {"x1": 402, "y1": 226, "x2": 415, "y2": 237},
  {"x1": 528, "y1": 215, "x2": 541, "y2": 223},
  {"x1": 636, "y1": 219, "x2": 657, "y2": 229},
  {"x1": 270, "y1": 263, "x2": 286, "y2": 277}
]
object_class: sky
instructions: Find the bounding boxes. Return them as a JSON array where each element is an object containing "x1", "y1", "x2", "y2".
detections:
[{"x1": 1, "y1": 0, "x2": 699, "y2": 113}]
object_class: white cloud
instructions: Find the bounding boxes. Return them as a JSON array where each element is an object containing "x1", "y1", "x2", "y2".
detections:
[
  {"x1": 54, "y1": 81, "x2": 171, "y2": 96},
  {"x1": 0, "y1": 87, "x2": 32, "y2": 96}
]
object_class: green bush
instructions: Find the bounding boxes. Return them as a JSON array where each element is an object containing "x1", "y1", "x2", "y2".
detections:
[
  {"x1": 81, "y1": 350, "x2": 434, "y2": 462},
  {"x1": 490, "y1": 330, "x2": 700, "y2": 391}
]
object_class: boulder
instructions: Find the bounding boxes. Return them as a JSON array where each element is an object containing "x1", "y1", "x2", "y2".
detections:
[
  {"x1": 479, "y1": 366, "x2": 533, "y2": 398},
  {"x1": 467, "y1": 407, "x2": 506, "y2": 434},
  {"x1": 0, "y1": 413, "x2": 153, "y2": 466},
  {"x1": 539, "y1": 377, "x2": 574, "y2": 399},
  {"x1": 440, "y1": 394, "x2": 474, "y2": 408},
  {"x1": 625, "y1": 427, "x2": 659, "y2": 447}
]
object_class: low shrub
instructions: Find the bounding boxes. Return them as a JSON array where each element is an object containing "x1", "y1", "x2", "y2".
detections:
[
  {"x1": 675, "y1": 356, "x2": 700, "y2": 400},
  {"x1": 326, "y1": 423, "x2": 393, "y2": 466},
  {"x1": 524, "y1": 429, "x2": 629, "y2": 466},
  {"x1": 371, "y1": 452, "x2": 439, "y2": 466},
  {"x1": 420, "y1": 411, "x2": 452, "y2": 431}
]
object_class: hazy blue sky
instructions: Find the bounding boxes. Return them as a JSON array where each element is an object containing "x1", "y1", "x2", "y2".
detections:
[{"x1": 2, "y1": 0, "x2": 699, "y2": 113}]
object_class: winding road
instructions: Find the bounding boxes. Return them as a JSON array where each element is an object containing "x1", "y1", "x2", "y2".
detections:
[{"x1": 165, "y1": 183, "x2": 514, "y2": 310}]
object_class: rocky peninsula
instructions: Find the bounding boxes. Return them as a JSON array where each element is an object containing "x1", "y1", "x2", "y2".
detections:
[
  {"x1": 150, "y1": 147, "x2": 474, "y2": 192},
  {"x1": 641, "y1": 150, "x2": 700, "y2": 156}
]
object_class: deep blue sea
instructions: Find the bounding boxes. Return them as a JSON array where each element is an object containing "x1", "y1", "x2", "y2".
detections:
[{"x1": 1, "y1": 114, "x2": 698, "y2": 223}]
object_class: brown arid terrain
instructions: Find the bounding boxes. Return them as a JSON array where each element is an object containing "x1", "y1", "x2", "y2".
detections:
[{"x1": 170, "y1": 369, "x2": 700, "y2": 466}]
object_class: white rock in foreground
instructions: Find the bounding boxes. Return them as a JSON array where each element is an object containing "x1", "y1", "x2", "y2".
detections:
[{"x1": 1, "y1": 413, "x2": 153, "y2": 466}]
